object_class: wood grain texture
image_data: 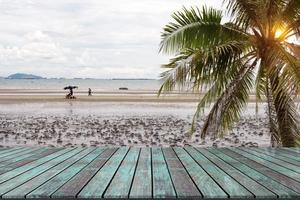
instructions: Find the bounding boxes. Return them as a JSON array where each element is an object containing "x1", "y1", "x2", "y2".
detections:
[
  {"x1": 129, "y1": 148, "x2": 152, "y2": 198},
  {"x1": 152, "y1": 147, "x2": 176, "y2": 198},
  {"x1": 209, "y1": 148, "x2": 300, "y2": 198},
  {"x1": 26, "y1": 148, "x2": 104, "y2": 198},
  {"x1": 0, "y1": 148, "x2": 74, "y2": 184},
  {"x1": 77, "y1": 147, "x2": 129, "y2": 198},
  {"x1": 197, "y1": 148, "x2": 276, "y2": 198},
  {"x1": 104, "y1": 148, "x2": 140, "y2": 198},
  {"x1": 230, "y1": 148, "x2": 300, "y2": 181},
  {"x1": 252, "y1": 148, "x2": 300, "y2": 166},
  {"x1": 162, "y1": 148, "x2": 201, "y2": 198},
  {"x1": 222, "y1": 148, "x2": 300, "y2": 192},
  {"x1": 0, "y1": 148, "x2": 61, "y2": 175},
  {"x1": 0, "y1": 148, "x2": 83, "y2": 196},
  {"x1": 240, "y1": 148, "x2": 300, "y2": 173},
  {"x1": 52, "y1": 148, "x2": 117, "y2": 198},
  {"x1": 185, "y1": 147, "x2": 253, "y2": 198},
  {"x1": 4, "y1": 148, "x2": 98, "y2": 198},
  {"x1": 174, "y1": 147, "x2": 227, "y2": 198},
  {"x1": 0, "y1": 147, "x2": 299, "y2": 200}
]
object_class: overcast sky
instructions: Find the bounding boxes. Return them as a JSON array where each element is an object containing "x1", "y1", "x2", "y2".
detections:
[{"x1": 0, "y1": 0, "x2": 223, "y2": 78}]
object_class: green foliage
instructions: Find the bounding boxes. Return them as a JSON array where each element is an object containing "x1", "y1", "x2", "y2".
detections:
[{"x1": 159, "y1": 0, "x2": 300, "y2": 147}]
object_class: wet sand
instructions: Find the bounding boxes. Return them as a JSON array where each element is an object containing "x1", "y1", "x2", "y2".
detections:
[{"x1": 0, "y1": 101, "x2": 271, "y2": 147}]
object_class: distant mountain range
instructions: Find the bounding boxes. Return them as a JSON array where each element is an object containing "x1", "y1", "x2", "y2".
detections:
[
  {"x1": 0, "y1": 73, "x2": 157, "y2": 80},
  {"x1": 5, "y1": 73, "x2": 44, "y2": 79}
]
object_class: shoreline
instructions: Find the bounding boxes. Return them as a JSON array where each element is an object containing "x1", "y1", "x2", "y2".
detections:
[{"x1": 0, "y1": 94, "x2": 263, "y2": 103}]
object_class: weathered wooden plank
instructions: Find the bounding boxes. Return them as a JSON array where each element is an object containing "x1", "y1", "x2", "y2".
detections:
[
  {"x1": 197, "y1": 148, "x2": 276, "y2": 198},
  {"x1": 0, "y1": 148, "x2": 61, "y2": 175},
  {"x1": 152, "y1": 147, "x2": 176, "y2": 198},
  {"x1": 275, "y1": 149, "x2": 300, "y2": 162},
  {"x1": 0, "y1": 147, "x2": 47, "y2": 169},
  {"x1": 282, "y1": 147, "x2": 300, "y2": 153},
  {"x1": 104, "y1": 148, "x2": 140, "y2": 198},
  {"x1": 78, "y1": 147, "x2": 129, "y2": 198},
  {"x1": 240, "y1": 148, "x2": 300, "y2": 173},
  {"x1": 0, "y1": 148, "x2": 49, "y2": 168},
  {"x1": 0, "y1": 148, "x2": 84, "y2": 196},
  {"x1": 280, "y1": 148, "x2": 300, "y2": 156},
  {"x1": 24, "y1": 148, "x2": 105, "y2": 198},
  {"x1": 0, "y1": 147, "x2": 28, "y2": 159},
  {"x1": 249, "y1": 148, "x2": 300, "y2": 167},
  {"x1": 0, "y1": 147, "x2": 39, "y2": 164},
  {"x1": 3, "y1": 148, "x2": 98, "y2": 198},
  {"x1": 0, "y1": 147, "x2": 24, "y2": 155},
  {"x1": 185, "y1": 147, "x2": 253, "y2": 198},
  {"x1": 129, "y1": 148, "x2": 152, "y2": 198},
  {"x1": 162, "y1": 148, "x2": 201, "y2": 198},
  {"x1": 209, "y1": 148, "x2": 300, "y2": 198},
  {"x1": 0, "y1": 147, "x2": 11, "y2": 152},
  {"x1": 52, "y1": 148, "x2": 117, "y2": 198},
  {"x1": 0, "y1": 148, "x2": 73, "y2": 183},
  {"x1": 174, "y1": 147, "x2": 227, "y2": 198},
  {"x1": 222, "y1": 148, "x2": 300, "y2": 192},
  {"x1": 230, "y1": 148, "x2": 300, "y2": 181}
]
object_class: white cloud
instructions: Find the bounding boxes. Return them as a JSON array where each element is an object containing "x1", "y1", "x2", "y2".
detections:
[{"x1": 0, "y1": 0, "x2": 223, "y2": 78}]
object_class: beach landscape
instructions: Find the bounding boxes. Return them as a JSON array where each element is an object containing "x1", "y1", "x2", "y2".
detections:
[
  {"x1": 0, "y1": 79, "x2": 272, "y2": 148},
  {"x1": 0, "y1": 1, "x2": 300, "y2": 199},
  {"x1": 0, "y1": 0, "x2": 299, "y2": 150}
]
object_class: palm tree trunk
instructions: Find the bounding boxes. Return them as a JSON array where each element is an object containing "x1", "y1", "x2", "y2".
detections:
[{"x1": 265, "y1": 80, "x2": 280, "y2": 147}]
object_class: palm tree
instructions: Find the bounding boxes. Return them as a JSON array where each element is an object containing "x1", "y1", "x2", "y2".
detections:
[{"x1": 159, "y1": 0, "x2": 300, "y2": 147}]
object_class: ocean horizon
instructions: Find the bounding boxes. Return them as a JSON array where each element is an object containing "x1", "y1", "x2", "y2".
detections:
[{"x1": 0, "y1": 79, "x2": 163, "y2": 91}]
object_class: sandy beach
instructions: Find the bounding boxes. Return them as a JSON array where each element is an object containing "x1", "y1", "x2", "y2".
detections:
[{"x1": 0, "y1": 91, "x2": 275, "y2": 148}]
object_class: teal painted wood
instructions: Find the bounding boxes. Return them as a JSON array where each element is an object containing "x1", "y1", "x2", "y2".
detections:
[
  {"x1": 104, "y1": 148, "x2": 140, "y2": 198},
  {"x1": 230, "y1": 148, "x2": 300, "y2": 181},
  {"x1": 173, "y1": 147, "x2": 227, "y2": 198},
  {"x1": 240, "y1": 148, "x2": 300, "y2": 173},
  {"x1": 0, "y1": 148, "x2": 61, "y2": 175},
  {"x1": 129, "y1": 148, "x2": 152, "y2": 198},
  {"x1": 281, "y1": 148, "x2": 300, "y2": 156},
  {"x1": 0, "y1": 147, "x2": 298, "y2": 199},
  {"x1": 0, "y1": 147, "x2": 28, "y2": 159},
  {"x1": 52, "y1": 148, "x2": 117, "y2": 198},
  {"x1": 25, "y1": 148, "x2": 105, "y2": 198},
  {"x1": 0, "y1": 147, "x2": 11, "y2": 152},
  {"x1": 275, "y1": 149, "x2": 300, "y2": 162},
  {"x1": 4, "y1": 148, "x2": 98, "y2": 198},
  {"x1": 222, "y1": 148, "x2": 300, "y2": 192},
  {"x1": 78, "y1": 147, "x2": 129, "y2": 198},
  {"x1": 162, "y1": 148, "x2": 201, "y2": 198},
  {"x1": 0, "y1": 147, "x2": 40, "y2": 164},
  {"x1": 249, "y1": 148, "x2": 300, "y2": 166},
  {"x1": 0, "y1": 148, "x2": 45, "y2": 167},
  {"x1": 0, "y1": 148, "x2": 84, "y2": 196},
  {"x1": 282, "y1": 147, "x2": 300, "y2": 154},
  {"x1": 185, "y1": 147, "x2": 253, "y2": 198},
  {"x1": 152, "y1": 147, "x2": 176, "y2": 198},
  {"x1": 197, "y1": 148, "x2": 276, "y2": 198},
  {"x1": 0, "y1": 147, "x2": 24, "y2": 155},
  {"x1": 0, "y1": 148, "x2": 73, "y2": 183},
  {"x1": 208, "y1": 148, "x2": 300, "y2": 198}
]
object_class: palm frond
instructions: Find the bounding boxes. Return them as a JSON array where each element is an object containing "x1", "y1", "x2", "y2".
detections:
[
  {"x1": 224, "y1": 0, "x2": 262, "y2": 32},
  {"x1": 192, "y1": 58, "x2": 256, "y2": 138},
  {"x1": 269, "y1": 73, "x2": 300, "y2": 147}
]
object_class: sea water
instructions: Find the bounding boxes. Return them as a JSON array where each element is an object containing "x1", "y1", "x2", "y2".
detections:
[{"x1": 0, "y1": 79, "x2": 163, "y2": 91}]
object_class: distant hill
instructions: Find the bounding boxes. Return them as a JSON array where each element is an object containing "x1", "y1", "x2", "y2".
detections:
[{"x1": 6, "y1": 73, "x2": 44, "y2": 79}]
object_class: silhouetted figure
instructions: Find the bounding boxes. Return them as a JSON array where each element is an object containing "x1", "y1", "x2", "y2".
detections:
[
  {"x1": 64, "y1": 86, "x2": 78, "y2": 99},
  {"x1": 88, "y1": 88, "x2": 92, "y2": 96}
]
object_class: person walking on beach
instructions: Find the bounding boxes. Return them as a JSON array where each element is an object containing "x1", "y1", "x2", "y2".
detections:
[{"x1": 88, "y1": 88, "x2": 92, "y2": 96}]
